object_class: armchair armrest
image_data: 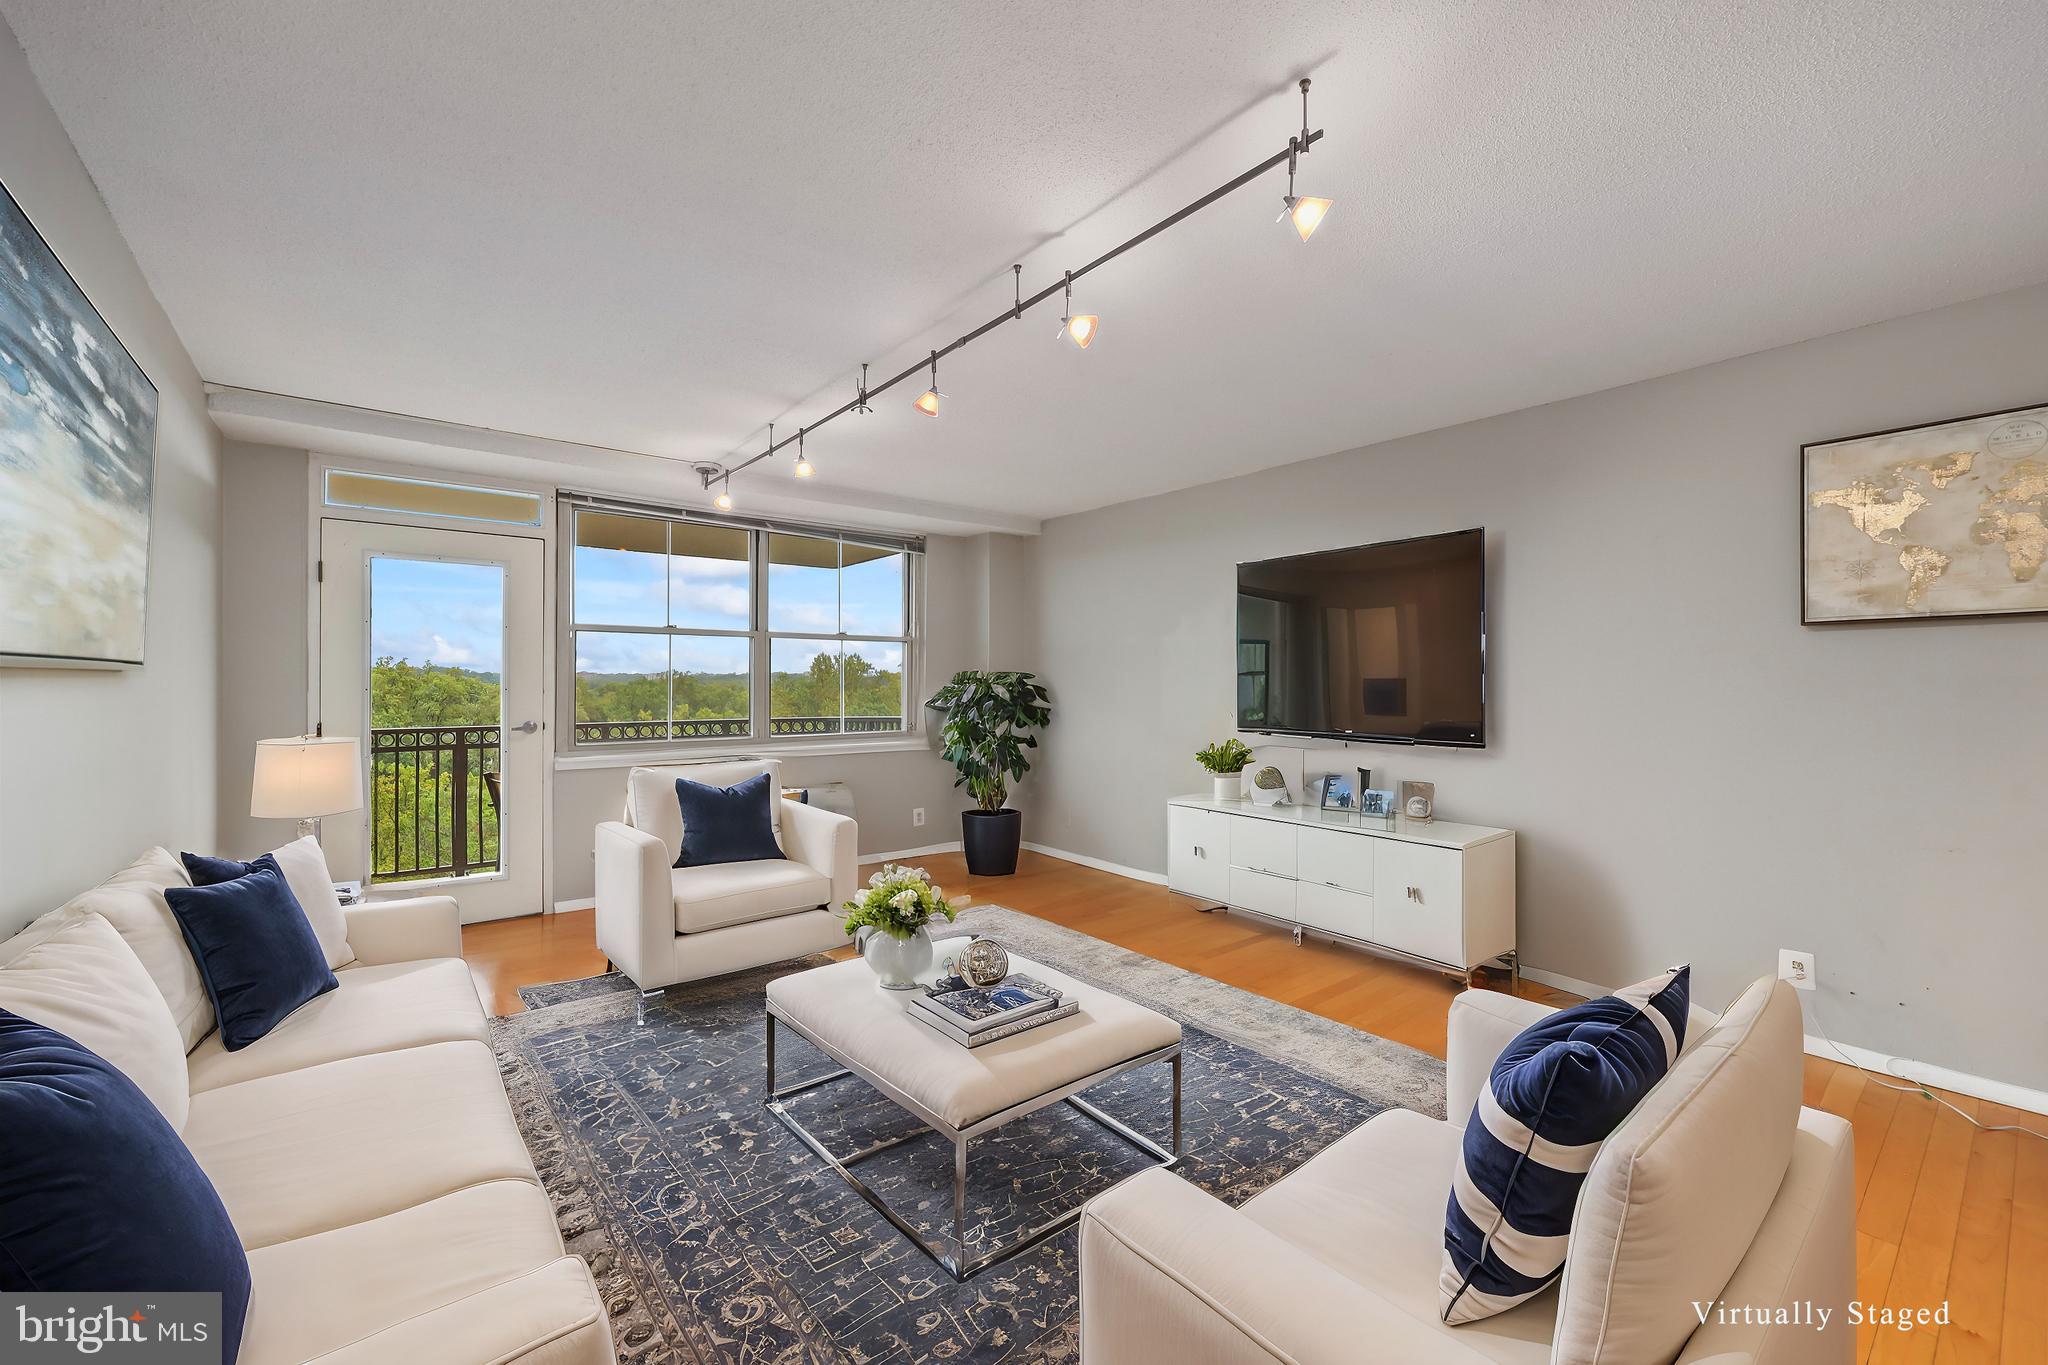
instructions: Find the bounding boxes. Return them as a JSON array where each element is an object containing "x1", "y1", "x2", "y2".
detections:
[
  {"x1": 595, "y1": 820, "x2": 675, "y2": 990},
  {"x1": 344, "y1": 895, "x2": 461, "y2": 966},
  {"x1": 1081, "y1": 1169, "x2": 1483, "y2": 1364},
  {"x1": 1446, "y1": 989, "x2": 1557, "y2": 1123},
  {"x1": 780, "y1": 798, "x2": 856, "y2": 912}
]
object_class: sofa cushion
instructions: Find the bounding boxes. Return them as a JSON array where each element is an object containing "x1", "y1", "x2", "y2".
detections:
[
  {"x1": 184, "y1": 1040, "x2": 540, "y2": 1249},
  {"x1": 674, "y1": 770, "x2": 786, "y2": 868},
  {"x1": 187, "y1": 957, "x2": 486, "y2": 1092},
  {"x1": 166, "y1": 860, "x2": 339, "y2": 1052},
  {"x1": 1240, "y1": 1108, "x2": 1555, "y2": 1365},
  {"x1": 628, "y1": 759, "x2": 783, "y2": 865},
  {"x1": 184, "y1": 837, "x2": 356, "y2": 970},
  {"x1": 0, "y1": 1009, "x2": 250, "y2": 1362},
  {"x1": 0, "y1": 911, "x2": 190, "y2": 1128},
  {"x1": 1552, "y1": 976, "x2": 1804, "y2": 1365},
  {"x1": 673, "y1": 859, "x2": 832, "y2": 934},
  {"x1": 239, "y1": 1180, "x2": 590, "y2": 1365},
  {"x1": 56, "y1": 846, "x2": 214, "y2": 1050},
  {"x1": 1442, "y1": 965, "x2": 1691, "y2": 1324}
]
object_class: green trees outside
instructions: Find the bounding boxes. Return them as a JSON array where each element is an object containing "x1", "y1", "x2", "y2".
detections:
[{"x1": 370, "y1": 659, "x2": 500, "y2": 881}]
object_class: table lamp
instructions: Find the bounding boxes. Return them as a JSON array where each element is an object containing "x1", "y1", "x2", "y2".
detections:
[{"x1": 251, "y1": 735, "x2": 364, "y2": 841}]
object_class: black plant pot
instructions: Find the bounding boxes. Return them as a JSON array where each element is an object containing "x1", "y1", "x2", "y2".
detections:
[{"x1": 961, "y1": 808, "x2": 1023, "y2": 876}]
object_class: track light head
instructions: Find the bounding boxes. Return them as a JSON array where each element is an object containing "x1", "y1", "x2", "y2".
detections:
[
  {"x1": 914, "y1": 352, "x2": 942, "y2": 416},
  {"x1": 793, "y1": 428, "x2": 813, "y2": 478},
  {"x1": 1057, "y1": 272, "x2": 1099, "y2": 348},
  {"x1": 714, "y1": 479, "x2": 733, "y2": 511},
  {"x1": 1280, "y1": 194, "x2": 1333, "y2": 241}
]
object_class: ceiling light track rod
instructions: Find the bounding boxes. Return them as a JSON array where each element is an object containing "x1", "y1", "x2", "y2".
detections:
[{"x1": 720, "y1": 123, "x2": 1323, "y2": 479}]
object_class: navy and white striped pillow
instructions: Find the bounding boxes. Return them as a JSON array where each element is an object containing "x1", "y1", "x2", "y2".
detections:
[{"x1": 1440, "y1": 966, "x2": 1690, "y2": 1325}]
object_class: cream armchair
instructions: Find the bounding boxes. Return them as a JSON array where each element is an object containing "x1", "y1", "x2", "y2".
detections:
[
  {"x1": 1079, "y1": 978, "x2": 1855, "y2": 1365},
  {"x1": 595, "y1": 760, "x2": 856, "y2": 1009}
]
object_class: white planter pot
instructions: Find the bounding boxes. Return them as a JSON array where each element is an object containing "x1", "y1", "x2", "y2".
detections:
[
  {"x1": 860, "y1": 924, "x2": 934, "y2": 991},
  {"x1": 1212, "y1": 772, "x2": 1243, "y2": 801}
]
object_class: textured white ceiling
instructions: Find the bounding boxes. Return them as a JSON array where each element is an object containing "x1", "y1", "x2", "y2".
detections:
[{"x1": 8, "y1": 1, "x2": 2048, "y2": 523}]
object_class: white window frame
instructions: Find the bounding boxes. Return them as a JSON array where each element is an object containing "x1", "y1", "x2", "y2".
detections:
[{"x1": 559, "y1": 505, "x2": 922, "y2": 756}]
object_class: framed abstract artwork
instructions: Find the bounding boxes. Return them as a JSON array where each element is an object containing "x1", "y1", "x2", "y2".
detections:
[
  {"x1": 0, "y1": 180, "x2": 158, "y2": 667},
  {"x1": 1802, "y1": 402, "x2": 2048, "y2": 624}
]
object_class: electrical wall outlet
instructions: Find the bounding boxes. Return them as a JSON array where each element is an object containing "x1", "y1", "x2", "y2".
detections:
[
  {"x1": 912, "y1": 807, "x2": 926, "y2": 828},
  {"x1": 1778, "y1": 949, "x2": 1816, "y2": 991}
]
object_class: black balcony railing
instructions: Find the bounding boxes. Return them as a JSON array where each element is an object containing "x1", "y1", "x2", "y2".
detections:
[
  {"x1": 369, "y1": 725, "x2": 501, "y2": 881},
  {"x1": 572, "y1": 715, "x2": 904, "y2": 744}
]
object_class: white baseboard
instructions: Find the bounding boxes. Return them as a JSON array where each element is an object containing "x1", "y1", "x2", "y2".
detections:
[
  {"x1": 861, "y1": 840, "x2": 963, "y2": 863},
  {"x1": 1020, "y1": 842, "x2": 1169, "y2": 885},
  {"x1": 1804, "y1": 1032, "x2": 2048, "y2": 1118},
  {"x1": 550, "y1": 897, "x2": 594, "y2": 914},
  {"x1": 1518, "y1": 965, "x2": 1608, "y2": 1000}
]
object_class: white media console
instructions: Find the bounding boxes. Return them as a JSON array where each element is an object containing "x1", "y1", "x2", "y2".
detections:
[{"x1": 1166, "y1": 795, "x2": 1516, "y2": 982}]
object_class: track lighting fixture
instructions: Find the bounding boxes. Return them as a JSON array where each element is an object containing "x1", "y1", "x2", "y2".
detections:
[
  {"x1": 711, "y1": 77, "x2": 1325, "y2": 494},
  {"x1": 1278, "y1": 78, "x2": 1333, "y2": 242},
  {"x1": 914, "y1": 352, "x2": 943, "y2": 417},
  {"x1": 1057, "y1": 271, "x2": 1099, "y2": 349}
]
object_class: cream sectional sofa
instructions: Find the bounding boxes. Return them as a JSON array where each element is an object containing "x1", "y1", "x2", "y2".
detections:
[{"x1": 0, "y1": 848, "x2": 611, "y2": 1365}]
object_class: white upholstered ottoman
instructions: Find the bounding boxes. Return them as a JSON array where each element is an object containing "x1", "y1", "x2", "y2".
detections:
[{"x1": 764, "y1": 952, "x2": 1182, "y2": 1278}]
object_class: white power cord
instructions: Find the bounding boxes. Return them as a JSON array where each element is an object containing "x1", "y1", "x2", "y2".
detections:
[{"x1": 1804, "y1": 1000, "x2": 2047, "y2": 1143}]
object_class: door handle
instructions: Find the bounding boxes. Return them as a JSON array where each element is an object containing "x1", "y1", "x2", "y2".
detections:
[{"x1": 512, "y1": 721, "x2": 539, "y2": 734}]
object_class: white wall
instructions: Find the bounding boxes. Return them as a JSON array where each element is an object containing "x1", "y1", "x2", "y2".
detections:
[
  {"x1": 1018, "y1": 282, "x2": 2048, "y2": 1092},
  {"x1": 0, "y1": 18, "x2": 222, "y2": 934},
  {"x1": 216, "y1": 440, "x2": 311, "y2": 854}
]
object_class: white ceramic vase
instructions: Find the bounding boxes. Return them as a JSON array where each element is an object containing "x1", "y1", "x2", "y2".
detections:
[
  {"x1": 861, "y1": 924, "x2": 934, "y2": 991},
  {"x1": 1212, "y1": 771, "x2": 1243, "y2": 801}
]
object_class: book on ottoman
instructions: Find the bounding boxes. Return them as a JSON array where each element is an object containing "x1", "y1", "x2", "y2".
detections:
[{"x1": 910, "y1": 976, "x2": 1072, "y2": 1047}]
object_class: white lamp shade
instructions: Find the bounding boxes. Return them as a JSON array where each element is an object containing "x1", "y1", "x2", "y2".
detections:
[{"x1": 250, "y1": 736, "x2": 364, "y2": 819}]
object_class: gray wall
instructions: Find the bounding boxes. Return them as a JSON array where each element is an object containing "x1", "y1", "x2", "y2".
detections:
[
  {"x1": 0, "y1": 19, "x2": 222, "y2": 934},
  {"x1": 216, "y1": 441, "x2": 311, "y2": 853},
  {"x1": 1018, "y1": 282, "x2": 2048, "y2": 1091}
]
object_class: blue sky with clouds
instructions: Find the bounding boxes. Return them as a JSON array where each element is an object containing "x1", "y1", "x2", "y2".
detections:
[{"x1": 365, "y1": 545, "x2": 904, "y2": 679}]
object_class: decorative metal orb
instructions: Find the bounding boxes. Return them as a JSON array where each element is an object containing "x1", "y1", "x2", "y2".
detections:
[{"x1": 960, "y1": 938, "x2": 1010, "y2": 988}]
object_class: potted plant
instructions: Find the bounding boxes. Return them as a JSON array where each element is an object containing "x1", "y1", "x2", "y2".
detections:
[
  {"x1": 842, "y1": 863, "x2": 958, "y2": 990},
  {"x1": 1196, "y1": 737, "x2": 1254, "y2": 801},
  {"x1": 929, "y1": 670, "x2": 1052, "y2": 876}
]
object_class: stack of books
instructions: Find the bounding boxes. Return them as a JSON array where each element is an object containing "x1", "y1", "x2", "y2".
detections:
[{"x1": 908, "y1": 974, "x2": 1077, "y2": 1048}]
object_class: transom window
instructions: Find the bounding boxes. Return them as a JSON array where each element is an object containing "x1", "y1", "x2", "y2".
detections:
[{"x1": 567, "y1": 508, "x2": 915, "y2": 746}]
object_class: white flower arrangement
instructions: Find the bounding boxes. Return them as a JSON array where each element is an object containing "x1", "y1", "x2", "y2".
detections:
[{"x1": 842, "y1": 862, "x2": 958, "y2": 941}]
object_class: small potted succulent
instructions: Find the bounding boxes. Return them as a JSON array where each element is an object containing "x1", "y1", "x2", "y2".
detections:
[
  {"x1": 1196, "y1": 737, "x2": 1254, "y2": 801},
  {"x1": 842, "y1": 863, "x2": 959, "y2": 990}
]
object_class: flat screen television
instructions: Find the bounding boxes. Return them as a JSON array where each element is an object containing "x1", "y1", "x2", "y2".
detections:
[{"x1": 1236, "y1": 528, "x2": 1485, "y2": 747}]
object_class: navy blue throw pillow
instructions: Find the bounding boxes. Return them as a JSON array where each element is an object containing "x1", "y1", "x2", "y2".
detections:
[
  {"x1": 674, "y1": 771, "x2": 785, "y2": 868},
  {"x1": 165, "y1": 857, "x2": 338, "y2": 1051},
  {"x1": 181, "y1": 850, "x2": 260, "y2": 886},
  {"x1": 0, "y1": 1009, "x2": 250, "y2": 1361},
  {"x1": 1440, "y1": 966, "x2": 1690, "y2": 1324}
]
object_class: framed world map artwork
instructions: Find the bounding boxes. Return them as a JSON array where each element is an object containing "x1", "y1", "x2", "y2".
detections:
[{"x1": 1802, "y1": 402, "x2": 2048, "y2": 624}]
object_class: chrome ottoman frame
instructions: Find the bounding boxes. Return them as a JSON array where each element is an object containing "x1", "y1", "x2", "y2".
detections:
[{"x1": 764, "y1": 1003, "x2": 1182, "y2": 1280}]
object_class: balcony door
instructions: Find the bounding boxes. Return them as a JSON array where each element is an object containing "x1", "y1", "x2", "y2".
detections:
[{"x1": 317, "y1": 520, "x2": 546, "y2": 923}]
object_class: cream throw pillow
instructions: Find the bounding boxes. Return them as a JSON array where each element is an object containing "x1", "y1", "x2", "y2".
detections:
[
  {"x1": 59, "y1": 845, "x2": 214, "y2": 1051},
  {"x1": 0, "y1": 911, "x2": 191, "y2": 1130},
  {"x1": 265, "y1": 836, "x2": 356, "y2": 970}
]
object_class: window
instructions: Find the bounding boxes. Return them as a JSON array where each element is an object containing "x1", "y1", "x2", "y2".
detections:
[{"x1": 567, "y1": 507, "x2": 915, "y2": 746}]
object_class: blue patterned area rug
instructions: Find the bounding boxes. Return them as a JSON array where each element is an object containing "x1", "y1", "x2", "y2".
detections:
[{"x1": 494, "y1": 906, "x2": 1445, "y2": 1363}]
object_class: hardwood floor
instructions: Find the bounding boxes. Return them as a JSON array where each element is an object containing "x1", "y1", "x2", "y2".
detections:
[{"x1": 463, "y1": 850, "x2": 2048, "y2": 1364}]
